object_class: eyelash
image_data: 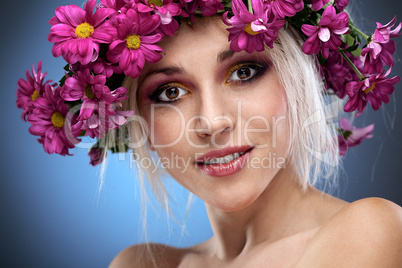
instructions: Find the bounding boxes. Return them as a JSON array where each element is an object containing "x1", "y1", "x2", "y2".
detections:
[
  {"x1": 148, "y1": 62, "x2": 268, "y2": 103},
  {"x1": 149, "y1": 82, "x2": 189, "y2": 103},
  {"x1": 226, "y1": 62, "x2": 267, "y2": 84}
]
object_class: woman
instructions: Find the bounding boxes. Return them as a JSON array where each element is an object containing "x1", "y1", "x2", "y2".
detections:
[
  {"x1": 15, "y1": 0, "x2": 402, "y2": 266},
  {"x1": 108, "y1": 15, "x2": 402, "y2": 267}
]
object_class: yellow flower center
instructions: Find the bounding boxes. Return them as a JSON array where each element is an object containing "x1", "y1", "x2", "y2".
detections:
[
  {"x1": 31, "y1": 90, "x2": 39, "y2": 101},
  {"x1": 363, "y1": 82, "x2": 376, "y2": 94},
  {"x1": 148, "y1": 0, "x2": 163, "y2": 7},
  {"x1": 126, "y1": 34, "x2": 141, "y2": 50},
  {"x1": 85, "y1": 85, "x2": 96, "y2": 99},
  {"x1": 244, "y1": 23, "x2": 259, "y2": 35},
  {"x1": 51, "y1": 111, "x2": 65, "y2": 128},
  {"x1": 75, "y1": 22, "x2": 95, "y2": 39}
]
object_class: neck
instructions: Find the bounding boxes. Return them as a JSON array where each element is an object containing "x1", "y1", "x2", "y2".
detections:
[{"x1": 203, "y1": 165, "x2": 337, "y2": 260}]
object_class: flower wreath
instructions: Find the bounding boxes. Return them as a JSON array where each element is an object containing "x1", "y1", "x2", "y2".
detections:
[{"x1": 16, "y1": 0, "x2": 401, "y2": 166}]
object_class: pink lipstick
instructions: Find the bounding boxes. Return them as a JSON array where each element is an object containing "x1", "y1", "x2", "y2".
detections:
[{"x1": 195, "y1": 146, "x2": 253, "y2": 177}]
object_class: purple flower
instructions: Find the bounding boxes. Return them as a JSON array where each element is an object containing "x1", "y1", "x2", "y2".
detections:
[
  {"x1": 137, "y1": 0, "x2": 182, "y2": 36},
  {"x1": 61, "y1": 69, "x2": 130, "y2": 121},
  {"x1": 301, "y1": 5, "x2": 349, "y2": 58},
  {"x1": 180, "y1": 0, "x2": 224, "y2": 19},
  {"x1": 100, "y1": 0, "x2": 130, "y2": 11},
  {"x1": 361, "y1": 17, "x2": 402, "y2": 75},
  {"x1": 88, "y1": 145, "x2": 106, "y2": 166},
  {"x1": 48, "y1": 0, "x2": 117, "y2": 65},
  {"x1": 106, "y1": 9, "x2": 164, "y2": 78},
  {"x1": 223, "y1": 0, "x2": 286, "y2": 53},
  {"x1": 337, "y1": 118, "x2": 374, "y2": 156},
  {"x1": 344, "y1": 73, "x2": 400, "y2": 116},
  {"x1": 17, "y1": 62, "x2": 56, "y2": 121},
  {"x1": 335, "y1": 0, "x2": 349, "y2": 11},
  {"x1": 91, "y1": 59, "x2": 123, "y2": 78},
  {"x1": 322, "y1": 50, "x2": 362, "y2": 98},
  {"x1": 309, "y1": 0, "x2": 330, "y2": 11},
  {"x1": 72, "y1": 106, "x2": 133, "y2": 139},
  {"x1": 28, "y1": 85, "x2": 79, "y2": 156},
  {"x1": 263, "y1": 0, "x2": 304, "y2": 19}
]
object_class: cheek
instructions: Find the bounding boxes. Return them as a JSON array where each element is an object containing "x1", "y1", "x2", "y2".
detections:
[
  {"x1": 241, "y1": 84, "x2": 290, "y2": 152},
  {"x1": 144, "y1": 106, "x2": 187, "y2": 148}
]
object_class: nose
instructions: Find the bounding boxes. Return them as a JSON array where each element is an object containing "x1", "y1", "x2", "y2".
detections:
[{"x1": 193, "y1": 88, "x2": 236, "y2": 141}]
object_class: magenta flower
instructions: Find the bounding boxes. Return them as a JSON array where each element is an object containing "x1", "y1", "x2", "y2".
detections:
[
  {"x1": 309, "y1": 0, "x2": 330, "y2": 11},
  {"x1": 137, "y1": 0, "x2": 182, "y2": 36},
  {"x1": 361, "y1": 17, "x2": 402, "y2": 74},
  {"x1": 91, "y1": 59, "x2": 123, "y2": 78},
  {"x1": 28, "y1": 85, "x2": 79, "y2": 156},
  {"x1": 223, "y1": 0, "x2": 286, "y2": 53},
  {"x1": 100, "y1": 0, "x2": 130, "y2": 11},
  {"x1": 322, "y1": 49, "x2": 362, "y2": 98},
  {"x1": 61, "y1": 69, "x2": 129, "y2": 120},
  {"x1": 72, "y1": 106, "x2": 133, "y2": 139},
  {"x1": 48, "y1": 0, "x2": 117, "y2": 65},
  {"x1": 106, "y1": 9, "x2": 164, "y2": 78},
  {"x1": 180, "y1": 0, "x2": 224, "y2": 19},
  {"x1": 337, "y1": 118, "x2": 374, "y2": 156},
  {"x1": 17, "y1": 62, "x2": 56, "y2": 121},
  {"x1": 344, "y1": 73, "x2": 400, "y2": 116},
  {"x1": 335, "y1": 0, "x2": 349, "y2": 11},
  {"x1": 198, "y1": 0, "x2": 225, "y2": 16},
  {"x1": 301, "y1": 5, "x2": 349, "y2": 58},
  {"x1": 263, "y1": 0, "x2": 304, "y2": 19}
]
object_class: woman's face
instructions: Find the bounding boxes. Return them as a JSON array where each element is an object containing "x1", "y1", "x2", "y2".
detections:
[{"x1": 136, "y1": 17, "x2": 290, "y2": 212}]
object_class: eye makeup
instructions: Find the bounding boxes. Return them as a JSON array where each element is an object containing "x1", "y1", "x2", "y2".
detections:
[{"x1": 140, "y1": 52, "x2": 272, "y2": 104}]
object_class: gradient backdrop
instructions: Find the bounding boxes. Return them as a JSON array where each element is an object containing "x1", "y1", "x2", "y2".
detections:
[{"x1": 1, "y1": 0, "x2": 402, "y2": 267}]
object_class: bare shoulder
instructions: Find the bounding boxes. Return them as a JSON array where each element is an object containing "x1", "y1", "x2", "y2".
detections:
[
  {"x1": 109, "y1": 243, "x2": 190, "y2": 268},
  {"x1": 295, "y1": 197, "x2": 402, "y2": 267}
]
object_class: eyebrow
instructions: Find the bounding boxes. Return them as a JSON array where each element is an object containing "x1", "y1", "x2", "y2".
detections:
[
  {"x1": 217, "y1": 49, "x2": 235, "y2": 63},
  {"x1": 138, "y1": 66, "x2": 185, "y2": 87},
  {"x1": 139, "y1": 49, "x2": 235, "y2": 85}
]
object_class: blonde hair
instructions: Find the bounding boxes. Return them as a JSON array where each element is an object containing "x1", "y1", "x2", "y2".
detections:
[{"x1": 118, "y1": 23, "x2": 341, "y2": 216}]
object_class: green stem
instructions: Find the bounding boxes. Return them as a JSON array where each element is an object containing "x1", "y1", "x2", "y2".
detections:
[
  {"x1": 248, "y1": 0, "x2": 253, "y2": 14},
  {"x1": 349, "y1": 24, "x2": 370, "y2": 41},
  {"x1": 339, "y1": 49, "x2": 366, "y2": 81}
]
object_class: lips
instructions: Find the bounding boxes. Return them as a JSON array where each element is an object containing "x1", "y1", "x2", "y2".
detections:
[{"x1": 196, "y1": 146, "x2": 254, "y2": 177}]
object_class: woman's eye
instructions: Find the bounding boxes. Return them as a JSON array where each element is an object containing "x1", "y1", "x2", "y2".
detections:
[
  {"x1": 226, "y1": 64, "x2": 264, "y2": 83},
  {"x1": 157, "y1": 85, "x2": 189, "y2": 102}
]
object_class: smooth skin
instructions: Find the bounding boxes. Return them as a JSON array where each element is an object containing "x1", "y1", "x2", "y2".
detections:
[{"x1": 110, "y1": 17, "x2": 402, "y2": 267}]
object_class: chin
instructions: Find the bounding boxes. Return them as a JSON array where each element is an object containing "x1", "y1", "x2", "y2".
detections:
[{"x1": 204, "y1": 184, "x2": 267, "y2": 213}]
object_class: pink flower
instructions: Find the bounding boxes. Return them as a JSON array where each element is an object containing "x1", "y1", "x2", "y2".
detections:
[
  {"x1": 309, "y1": 0, "x2": 330, "y2": 11},
  {"x1": 72, "y1": 106, "x2": 134, "y2": 139},
  {"x1": 48, "y1": 0, "x2": 117, "y2": 65},
  {"x1": 344, "y1": 73, "x2": 400, "y2": 116},
  {"x1": 263, "y1": 0, "x2": 304, "y2": 19},
  {"x1": 106, "y1": 9, "x2": 164, "y2": 78},
  {"x1": 322, "y1": 50, "x2": 362, "y2": 98},
  {"x1": 27, "y1": 85, "x2": 79, "y2": 156},
  {"x1": 17, "y1": 61, "x2": 56, "y2": 121},
  {"x1": 100, "y1": 0, "x2": 130, "y2": 11},
  {"x1": 361, "y1": 17, "x2": 402, "y2": 74},
  {"x1": 91, "y1": 59, "x2": 123, "y2": 78},
  {"x1": 137, "y1": 0, "x2": 182, "y2": 36},
  {"x1": 335, "y1": 0, "x2": 349, "y2": 11},
  {"x1": 198, "y1": 0, "x2": 225, "y2": 16},
  {"x1": 61, "y1": 69, "x2": 129, "y2": 120},
  {"x1": 180, "y1": 0, "x2": 224, "y2": 19},
  {"x1": 337, "y1": 118, "x2": 374, "y2": 156},
  {"x1": 301, "y1": 5, "x2": 349, "y2": 58},
  {"x1": 223, "y1": 0, "x2": 286, "y2": 53}
]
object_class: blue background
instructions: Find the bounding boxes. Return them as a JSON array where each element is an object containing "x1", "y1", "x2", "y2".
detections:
[{"x1": 1, "y1": 0, "x2": 401, "y2": 267}]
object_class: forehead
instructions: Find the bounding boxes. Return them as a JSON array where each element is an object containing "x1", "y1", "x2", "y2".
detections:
[{"x1": 143, "y1": 16, "x2": 230, "y2": 70}]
